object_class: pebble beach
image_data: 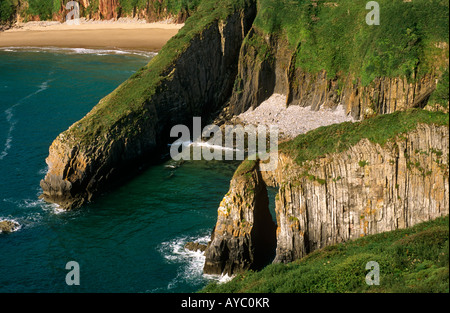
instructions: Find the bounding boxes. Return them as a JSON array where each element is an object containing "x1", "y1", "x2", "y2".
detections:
[{"x1": 234, "y1": 93, "x2": 356, "y2": 139}]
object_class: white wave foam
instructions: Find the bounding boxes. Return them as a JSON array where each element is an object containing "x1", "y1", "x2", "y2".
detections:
[
  {"x1": 48, "y1": 204, "x2": 66, "y2": 215},
  {"x1": 0, "y1": 218, "x2": 21, "y2": 233},
  {"x1": 23, "y1": 197, "x2": 65, "y2": 215},
  {"x1": 159, "y1": 233, "x2": 213, "y2": 290},
  {"x1": 3, "y1": 197, "x2": 64, "y2": 215},
  {"x1": 159, "y1": 233, "x2": 236, "y2": 289},
  {"x1": 0, "y1": 133, "x2": 13, "y2": 160},
  {"x1": 38, "y1": 166, "x2": 49, "y2": 175},
  {"x1": 0, "y1": 46, "x2": 157, "y2": 58},
  {"x1": 191, "y1": 141, "x2": 238, "y2": 152},
  {"x1": 1, "y1": 197, "x2": 66, "y2": 233},
  {"x1": 204, "y1": 273, "x2": 235, "y2": 284},
  {"x1": 0, "y1": 113, "x2": 15, "y2": 161},
  {"x1": 38, "y1": 80, "x2": 49, "y2": 91},
  {"x1": 169, "y1": 140, "x2": 240, "y2": 152}
]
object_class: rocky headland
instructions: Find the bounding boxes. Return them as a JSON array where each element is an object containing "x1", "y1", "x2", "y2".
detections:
[
  {"x1": 36, "y1": 0, "x2": 448, "y2": 276},
  {"x1": 203, "y1": 115, "x2": 449, "y2": 274}
]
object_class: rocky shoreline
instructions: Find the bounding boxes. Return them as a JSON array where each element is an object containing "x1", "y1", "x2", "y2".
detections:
[
  {"x1": 0, "y1": 219, "x2": 20, "y2": 234},
  {"x1": 203, "y1": 120, "x2": 449, "y2": 275}
]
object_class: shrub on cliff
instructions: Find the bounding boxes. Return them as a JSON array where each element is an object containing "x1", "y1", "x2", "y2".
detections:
[
  {"x1": 27, "y1": 0, "x2": 60, "y2": 20},
  {"x1": 0, "y1": 0, "x2": 16, "y2": 23},
  {"x1": 252, "y1": 0, "x2": 449, "y2": 86},
  {"x1": 1, "y1": 0, "x2": 202, "y2": 22}
]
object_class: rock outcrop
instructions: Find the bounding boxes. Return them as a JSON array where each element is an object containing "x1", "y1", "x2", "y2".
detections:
[
  {"x1": 40, "y1": 1, "x2": 257, "y2": 209},
  {"x1": 229, "y1": 28, "x2": 442, "y2": 120},
  {"x1": 203, "y1": 122, "x2": 449, "y2": 274},
  {"x1": 184, "y1": 242, "x2": 207, "y2": 253},
  {"x1": 203, "y1": 159, "x2": 277, "y2": 275},
  {"x1": 272, "y1": 123, "x2": 449, "y2": 263},
  {"x1": 0, "y1": 219, "x2": 20, "y2": 233},
  {"x1": 39, "y1": 0, "x2": 448, "y2": 213}
]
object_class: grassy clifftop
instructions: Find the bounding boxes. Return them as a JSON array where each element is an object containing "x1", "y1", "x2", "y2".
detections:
[
  {"x1": 280, "y1": 108, "x2": 449, "y2": 166},
  {"x1": 252, "y1": 0, "x2": 449, "y2": 86},
  {"x1": 202, "y1": 215, "x2": 449, "y2": 293}
]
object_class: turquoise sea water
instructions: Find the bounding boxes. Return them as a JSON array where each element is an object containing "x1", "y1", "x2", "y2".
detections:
[{"x1": 0, "y1": 47, "x2": 248, "y2": 292}]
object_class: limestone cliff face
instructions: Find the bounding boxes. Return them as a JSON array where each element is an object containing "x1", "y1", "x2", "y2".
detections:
[
  {"x1": 271, "y1": 123, "x2": 449, "y2": 263},
  {"x1": 40, "y1": 2, "x2": 257, "y2": 209},
  {"x1": 203, "y1": 160, "x2": 277, "y2": 276},
  {"x1": 40, "y1": 114, "x2": 158, "y2": 209},
  {"x1": 203, "y1": 124, "x2": 449, "y2": 274},
  {"x1": 229, "y1": 29, "x2": 441, "y2": 120}
]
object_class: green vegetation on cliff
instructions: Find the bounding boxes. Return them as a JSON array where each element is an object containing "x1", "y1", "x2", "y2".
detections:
[
  {"x1": 251, "y1": 0, "x2": 449, "y2": 86},
  {"x1": 0, "y1": 0, "x2": 17, "y2": 23},
  {"x1": 201, "y1": 215, "x2": 449, "y2": 293},
  {"x1": 117, "y1": 0, "x2": 200, "y2": 17},
  {"x1": 280, "y1": 108, "x2": 449, "y2": 166},
  {"x1": 65, "y1": 0, "x2": 253, "y2": 145},
  {"x1": 0, "y1": 0, "x2": 201, "y2": 23},
  {"x1": 429, "y1": 68, "x2": 450, "y2": 109}
]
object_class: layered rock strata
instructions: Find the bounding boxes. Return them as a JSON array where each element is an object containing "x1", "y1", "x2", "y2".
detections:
[
  {"x1": 203, "y1": 160, "x2": 277, "y2": 275},
  {"x1": 40, "y1": 2, "x2": 257, "y2": 209},
  {"x1": 39, "y1": 0, "x2": 447, "y2": 212},
  {"x1": 229, "y1": 28, "x2": 441, "y2": 120},
  {"x1": 203, "y1": 123, "x2": 449, "y2": 274}
]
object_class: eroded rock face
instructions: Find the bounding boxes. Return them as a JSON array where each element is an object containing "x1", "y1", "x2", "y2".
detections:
[
  {"x1": 204, "y1": 124, "x2": 449, "y2": 273},
  {"x1": 229, "y1": 29, "x2": 439, "y2": 120},
  {"x1": 272, "y1": 124, "x2": 449, "y2": 263},
  {"x1": 203, "y1": 160, "x2": 277, "y2": 276},
  {"x1": 39, "y1": 3, "x2": 257, "y2": 210},
  {"x1": 185, "y1": 242, "x2": 207, "y2": 253},
  {"x1": 38, "y1": 0, "x2": 191, "y2": 22},
  {"x1": 40, "y1": 123, "x2": 157, "y2": 209}
]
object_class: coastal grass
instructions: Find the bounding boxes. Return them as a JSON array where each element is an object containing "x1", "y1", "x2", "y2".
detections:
[
  {"x1": 233, "y1": 158, "x2": 258, "y2": 178},
  {"x1": 280, "y1": 108, "x2": 449, "y2": 166},
  {"x1": 429, "y1": 68, "x2": 450, "y2": 109},
  {"x1": 252, "y1": 0, "x2": 449, "y2": 86},
  {"x1": 201, "y1": 215, "x2": 449, "y2": 293}
]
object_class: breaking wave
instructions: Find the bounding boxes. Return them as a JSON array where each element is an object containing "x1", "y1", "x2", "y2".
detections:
[{"x1": 157, "y1": 232, "x2": 232, "y2": 291}]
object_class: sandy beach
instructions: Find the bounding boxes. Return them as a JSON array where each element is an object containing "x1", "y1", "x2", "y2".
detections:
[{"x1": 0, "y1": 19, "x2": 184, "y2": 51}]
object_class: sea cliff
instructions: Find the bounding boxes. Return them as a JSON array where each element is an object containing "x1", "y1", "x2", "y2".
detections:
[
  {"x1": 35, "y1": 0, "x2": 450, "y2": 284},
  {"x1": 40, "y1": 0, "x2": 257, "y2": 209},
  {"x1": 204, "y1": 110, "x2": 449, "y2": 275},
  {"x1": 39, "y1": 0, "x2": 449, "y2": 210}
]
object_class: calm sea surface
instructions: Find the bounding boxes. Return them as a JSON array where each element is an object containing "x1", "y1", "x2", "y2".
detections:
[{"x1": 0, "y1": 47, "x2": 247, "y2": 292}]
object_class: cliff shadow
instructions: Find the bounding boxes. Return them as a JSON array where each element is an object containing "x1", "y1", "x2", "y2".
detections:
[{"x1": 250, "y1": 172, "x2": 278, "y2": 271}]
